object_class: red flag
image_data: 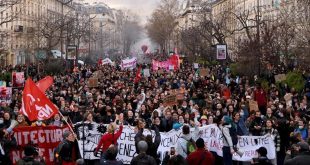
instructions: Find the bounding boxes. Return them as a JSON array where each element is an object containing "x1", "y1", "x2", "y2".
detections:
[
  {"x1": 134, "y1": 67, "x2": 142, "y2": 84},
  {"x1": 36, "y1": 76, "x2": 53, "y2": 92},
  {"x1": 21, "y1": 78, "x2": 59, "y2": 121}
]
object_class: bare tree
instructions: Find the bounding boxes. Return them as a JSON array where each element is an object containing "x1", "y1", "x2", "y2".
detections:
[{"x1": 146, "y1": 0, "x2": 179, "y2": 54}]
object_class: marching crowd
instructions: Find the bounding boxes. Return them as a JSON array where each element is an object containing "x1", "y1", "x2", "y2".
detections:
[{"x1": 0, "y1": 61, "x2": 310, "y2": 165}]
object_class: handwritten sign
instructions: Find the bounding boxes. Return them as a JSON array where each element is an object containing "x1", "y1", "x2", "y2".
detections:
[
  {"x1": 88, "y1": 78, "x2": 98, "y2": 88},
  {"x1": 163, "y1": 94, "x2": 177, "y2": 107},
  {"x1": 249, "y1": 100, "x2": 259, "y2": 112}
]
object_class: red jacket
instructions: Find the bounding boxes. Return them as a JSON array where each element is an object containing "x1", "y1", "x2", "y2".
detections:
[
  {"x1": 95, "y1": 125, "x2": 123, "y2": 152},
  {"x1": 186, "y1": 148, "x2": 215, "y2": 165},
  {"x1": 254, "y1": 89, "x2": 267, "y2": 106}
]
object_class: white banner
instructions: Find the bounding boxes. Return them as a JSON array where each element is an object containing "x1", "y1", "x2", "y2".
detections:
[
  {"x1": 102, "y1": 58, "x2": 113, "y2": 65},
  {"x1": 75, "y1": 122, "x2": 103, "y2": 160},
  {"x1": 121, "y1": 57, "x2": 137, "y2": 69},
  {"x1": 77, "y1": 124, "x2": 276, "y2": 162}
]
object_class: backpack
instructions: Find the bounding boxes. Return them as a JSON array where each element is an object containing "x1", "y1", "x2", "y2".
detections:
[{"x1": 182, "y1": 137, "x2": 197, "y2": 155}]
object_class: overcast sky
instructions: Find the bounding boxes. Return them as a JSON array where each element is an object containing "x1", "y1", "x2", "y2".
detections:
[{"x1": 84, "y1": 0, "x2": 161, "y2": 24}]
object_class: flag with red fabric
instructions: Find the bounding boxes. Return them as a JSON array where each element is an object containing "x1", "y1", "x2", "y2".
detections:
[
  {"x1": 21, "y1": 78, "x2": 59, "y2": 121},
  {"x1": 36, "y1": 76, "x2": 53, "y2": 92},
  {"x1": 134, "y1": 67, "x2": 142, "y2": 84}
]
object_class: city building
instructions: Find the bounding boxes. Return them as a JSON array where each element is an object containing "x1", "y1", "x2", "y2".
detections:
[{"x1": 0, "y1": 0, "x2": 75, "y2": 66}]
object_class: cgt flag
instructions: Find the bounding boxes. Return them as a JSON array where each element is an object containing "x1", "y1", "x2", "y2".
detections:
[
  {"x1": 21, "y1": 78, "x2": 59, "y2": 121},
  {"x1": 36, "y1": 76, "x2": 53, "y2": 92}
]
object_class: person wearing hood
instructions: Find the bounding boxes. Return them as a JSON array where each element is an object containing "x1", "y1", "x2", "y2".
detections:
[
  {"x1": 221, "y1": 115, "x2": 238, "y2": 165},
  {"x1": 176, "y1": 124, "x2": 199, "y2": 158}
]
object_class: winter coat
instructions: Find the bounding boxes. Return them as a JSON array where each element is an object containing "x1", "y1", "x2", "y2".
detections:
[
  {"x1": 130, "y1": 153, "x2": 157, "y2": 165},
  {"x1": 284, "y1": 152, "x2": 310, "y2": 165},
  {"x1": 186, "y1": 148, "x2": 215, "y2": 165},
  {"x1": 176, "y1": 126, "x2": 199, "y2": 158},
  {"x1": 96, "y1": 125, "x2": 123, "y2": 152},
  {"x1": 262, "y1": 127, "x2": 281, "y2": 152},
  {"x1": 221, "y1": 124, "x2": 233, "y2": 148}
]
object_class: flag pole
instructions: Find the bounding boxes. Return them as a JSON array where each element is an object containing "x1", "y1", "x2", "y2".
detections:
[{"x1": 58, "y1": 111, "x2": 75, "y2": 134}]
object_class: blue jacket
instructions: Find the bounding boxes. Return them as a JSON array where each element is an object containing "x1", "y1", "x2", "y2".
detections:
[
  {"x1": 294, "y1": 127, "x2": 308, "y2": 140},
  {"x1": 236, "y1": 107, "x2": 249, "y2": 136}
]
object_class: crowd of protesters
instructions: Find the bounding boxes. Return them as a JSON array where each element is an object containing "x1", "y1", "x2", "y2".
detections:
[{"x1": 0, "y1": 60, "x2": 310, "y2": 165}]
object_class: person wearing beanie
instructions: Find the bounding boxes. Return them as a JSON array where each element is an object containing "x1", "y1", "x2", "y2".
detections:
[
  {"x1": 16, "y1": 145, "x2": 44, "y2": 165},
  {"x1": 186, "y1": 138, "x2": 215, "y2": 165},
  {"x1": 284, "y1": 142, "x2": 310, "y2": 165},
  {"x1": 130, "y1": 140, "x2": 156, "y2": 165}
]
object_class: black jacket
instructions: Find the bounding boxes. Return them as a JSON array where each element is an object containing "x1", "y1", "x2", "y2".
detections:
[
  {"x1": 16, "y1": 156, "x2": 45, "y2": 165},
  {"x1": 284, "y1": 152, "x2": 310, "y2": 165},
  {"x1": 59, "y1": 140, "x2": 78, "y2": 162},
  {"x1": 130, "y1": 153, "x2": 157, "y2": 165}
]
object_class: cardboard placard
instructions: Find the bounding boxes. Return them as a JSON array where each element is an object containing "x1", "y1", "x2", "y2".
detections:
[
  {"x1": 274, "y1": 74, "x2": 286, "y2": 82},
  {"x1": 92, "y1": 70, "x2": 104, "y2": 78},
  {"x1": 194, "y1": 63, "x2": 199, "y2": 69},
  {"x1": 143, "y1": 69, "x2": 150, "y2": 77},
  {"x1": 249, "y1": 100, "x2": 259, "y2": 112},
  {"x1": 199, "y1": 68, "x2": 209, "y2": 77},
  {"x1": 88, "y1": 78, "x2": 98, "y2": 88},
  {"x1": 163, "y1": 94, "x2": 177, "y2": 107}
]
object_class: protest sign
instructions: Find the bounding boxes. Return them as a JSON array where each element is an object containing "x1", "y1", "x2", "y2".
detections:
[
  {"x1": 11, "y1": 126, "x2": 69, "y2": 165},
  {"x1": 75, "y1": 122, "x2": 103, "y2": 160},
  {"x1": 274, "y1": 74, "x2": 286, "y2": 82},
  {"x1": 194, "y1": 63, "x2": 199, "y2": 69},
  {"x1": 249, "y1": 100, "x2": 259, "y2": 112},
  {"x1": 163, "y1": 94, "x2": 177, "y2": 107},
  {"x1": 102, "y1": 58, "x2": 113, "y2": 65},
  {"x1": 143, "y1": 69, "x2": 150, "y2": 77},
  {"x1": 152, "y1": 60, "x2": 171, "y2": 71},
  {"x1": 88, "y1": 78, "x2": 98, "y2": 88},
  {"x1": 0, "y1": 87, "x2": 12, "y2": 103},
  {"x1": 199, "y1": 68, "x2": 209, "y2": 77},
  {"x1": 12, "y1": 72, "x2": 25, "y2": 87},
  {"x1": 92, "y1": 70, "x2": 104, "y2": 78},
  {"x1": 121, "y1": 57, "x2": 137, "y2": 69},
  {"x1": 114, "y1": 124, "x2": 276, "y2": 163}
]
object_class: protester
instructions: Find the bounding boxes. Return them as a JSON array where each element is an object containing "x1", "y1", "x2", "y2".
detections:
[
  {"x1": 252, "y1": 147, "x2": 272, "y2": 165},
  {"x1": 186, "y1": 138, "x2": 215, "y2": 165},
  {"x1": 101, "y1": 145, "x2": 123, "y2": 165},
  {"x1": 130, "y1": 140, "x2": 157, "y2": 165},
  {"x1": 0, "y1": 59, "x2": 310, "y2": 165},
  {"x1": 95, "y1": 117, "x2": 123, "y2": 163},
  {"x1": 284, "y1": 142, "x2": 310, "y2": 165},
  {"x1": 58, "y1": 130, "x2": 79, "y2": 165},
  {"x1": 176, "y1": 124, "x2": 199, "y2": 158},
  {"x1": 221, "y1": 115, "x2": 238, "y2": 165},
  {"x1": 16, "y1": 145, "x2": 45, "y2": 165}
]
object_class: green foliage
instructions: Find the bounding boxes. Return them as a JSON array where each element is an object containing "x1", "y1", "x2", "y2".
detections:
[
  {"x1": 229, "y1": 63, "x2": 238, "y2": 76},
  {"x1": 43, "y1": 59, "x2": 66, "y2": 75},
  {"x1": 260, "y1": 79, "x2": 270, "y2": 92},
  {"x1": 284, "y1": 71, "x2": 304, "y2": 92},
  {"x1": 0, "y1": 72, "x2": 11, "y2": 82}
]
